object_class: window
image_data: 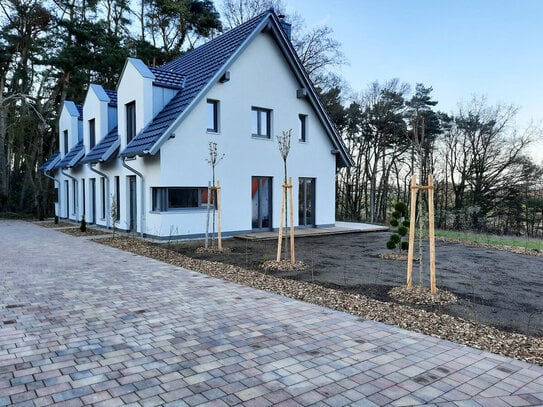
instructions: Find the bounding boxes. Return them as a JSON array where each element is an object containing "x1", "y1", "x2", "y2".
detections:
[
  {"x1": 206, "y1": 99, "x2": 219, "y2": 132},
  {"x1": 63, "y1": 130, "x2": 69, "y2": 154},
  {"x1": 82, "y1": 179, "x2": 86, "y2": 217},
  {"x1": 126, "y1": 101, "x2": 136, "y2": 143},
  {"x1": 100, "y1": 177, "x2": 106, "y2": 219},
  {"x1": 89, "y1": 119, "x2": 96, "y2": 149},
  {"x1": 72, "y1": 179, "x2": 77, "y2": 216},
  {"x1": 299, "y1": 114, "x2": 307, "y2": 142},
  {"x1": 114, "y1": 176, "x2": 120, "y2": 221},
  {"x1": 251, "y1": 107, "x2": 271, "y2": 138},
  {"x1": 152, "y1": 187, "x2": 214, "y2": 211}
]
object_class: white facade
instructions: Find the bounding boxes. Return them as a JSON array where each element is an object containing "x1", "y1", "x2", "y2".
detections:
[{"x1": 45, "y1": 11, "x2": 352, "y2": 239}]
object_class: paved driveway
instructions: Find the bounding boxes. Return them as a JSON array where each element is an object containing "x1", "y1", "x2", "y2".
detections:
[{"x1": 0, "y1": 220, "x2": 542, "y2": 406}]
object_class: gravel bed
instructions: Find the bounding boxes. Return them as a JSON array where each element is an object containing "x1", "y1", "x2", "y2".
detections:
[{"x1": 96, "y1": 236, "x2": 543, "y2": 366}]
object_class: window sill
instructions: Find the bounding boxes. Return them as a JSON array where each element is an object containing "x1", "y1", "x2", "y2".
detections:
[
  {"x1": 251, "y1": 135, "x2": 272, "y2": 140},
  {"x1": 207, "y1": 130, "x2": 220, "y2": 135}
]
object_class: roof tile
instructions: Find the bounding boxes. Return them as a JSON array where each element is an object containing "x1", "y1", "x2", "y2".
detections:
[
  {"x1": 81, "y1": 126, "x2": 119, "y2": 164},
  {"x1": 56, "y1": 141, "x2": 84, "y2": 168}
]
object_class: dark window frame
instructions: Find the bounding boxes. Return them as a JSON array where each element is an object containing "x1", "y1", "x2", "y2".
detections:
[
  {"x1": 152, "y1": 187, "x2": 214, "y2": 211},
  {"x1": 89, "y1": 118, "x2": 96, "y2": 149},
  {"x1": 63, "y1": 130, "x2": 69, "y2": 155},
  {"x1": 299, "y1": 114, "x2": 307, "y2": 142},
  {"x1": 100, "y1": 177, "x2": 106, "y2": 219},
  {"x1": 126, "y1": 101, "x2": 136, "y2": 143},
  {"x1": 251, "y1": 107, "x2": 272, "y2": 138},
  {"x1": 206, "y1": 99, "x2": 220, "y2": 133}
]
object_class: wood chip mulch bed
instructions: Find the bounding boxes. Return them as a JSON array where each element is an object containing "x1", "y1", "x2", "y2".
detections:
[{"x1": 96, "y1": 236, "x2": 543, "y2": 366}]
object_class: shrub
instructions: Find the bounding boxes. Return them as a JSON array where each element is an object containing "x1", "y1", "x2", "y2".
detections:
[
  {"x1": 386, "y1": 201, "x2": 410, "y2": 253},
  {"x1": 80, "y1": 215, "x2": 87, "y2": 232}
]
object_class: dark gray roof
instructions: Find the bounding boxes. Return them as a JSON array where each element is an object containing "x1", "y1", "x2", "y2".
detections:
[
  {"x1": 39, "y1": 151, "x2": 61, "y2": 172},
  {"x1": 121, "y1": 11, "x2": 268, "y2": 157},
  {"x1": 81, "y1": 126, "x2": 119, "y2": 164},
  {"x1": 104, "y1": 89, "x2": 118, "y2": 106},
  {"x1": 149, "y1": 67, "x2": 186, "y2": 90},
  {"x1": 119, "y1": 9, "x2": 353, "y2": 167},
  {"x1": 56, "y1": 141, "x2": 84, "y2": 168}
]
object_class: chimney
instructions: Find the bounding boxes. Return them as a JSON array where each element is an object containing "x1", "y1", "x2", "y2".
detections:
[{"x1": 278, "y1": 14, "x2": 292, "y2": 40}]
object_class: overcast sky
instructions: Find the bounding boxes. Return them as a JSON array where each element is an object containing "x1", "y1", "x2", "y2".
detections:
[{"x1": 283, "y1": 0, "x2": 543, "y2": 160}]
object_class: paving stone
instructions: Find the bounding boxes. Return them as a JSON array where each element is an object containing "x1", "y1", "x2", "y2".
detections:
[{"x1": 0, "y1": 220, "x2": 542, "y2": 407}]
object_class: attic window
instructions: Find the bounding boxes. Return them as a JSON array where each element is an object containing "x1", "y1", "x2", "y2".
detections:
[
  {"x1": 207, "y1": 99, "x2": 219, "y2": 133},
  {"x1": 299, "y1": 114, "x2": 307, "y2": 142}
]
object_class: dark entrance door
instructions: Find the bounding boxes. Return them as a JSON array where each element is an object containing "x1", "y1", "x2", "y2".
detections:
[
  {"x1": 251, "y1": 177, "x2": 272, "y2": 230},
  {"x1": 298, "y1": 178, "x2": 315, "y2": 227}
]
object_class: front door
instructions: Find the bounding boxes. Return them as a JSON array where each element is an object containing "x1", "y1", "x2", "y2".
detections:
[
  {"x1": 128, "y1": 176, "x2": 137, "y2": 232},
  {"x1": 299, "y1": 178, "x2": 315, "y2": 227},
  {"x1": 252, "y1": 177, "x2": 272, "y2": 230}
]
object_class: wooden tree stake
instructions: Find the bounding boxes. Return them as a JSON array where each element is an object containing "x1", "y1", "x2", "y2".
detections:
[
  {"x1": 406, "y1": 175, "x2": 437, "y2": 294},
  {"x1": 216, "y1": 181, "x2": 222, "y2": 251},
  {"x1": 428, "y1": 175, "x2": 436, "y2": 294},
  {"x1": 276, "y1": 181, "x2": 285, "y2": 262},
  {"x1": 407, "y1": 176, "x2": 417, "y2": 289}
]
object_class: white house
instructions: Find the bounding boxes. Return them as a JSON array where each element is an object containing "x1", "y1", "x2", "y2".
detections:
[{"x1": 41, "y1": 9, "x2": 353, "y2": 239}]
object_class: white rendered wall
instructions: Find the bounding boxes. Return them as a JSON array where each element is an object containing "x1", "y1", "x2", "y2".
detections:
[
  {"x1": 83, "y1": 86, "x2": 109, "y2": 154},
  {"x1": 153, "y1": 32, "x2": 337, "y2": 237},
  {"x1": 117, "y1": 60, "x2": 154, "y2": 152}
]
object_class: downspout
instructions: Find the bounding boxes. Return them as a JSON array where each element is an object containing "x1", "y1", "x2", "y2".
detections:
[
  {"x1": 60, "y1": 168, "x2": 79, "y2": 222},
  {"x1": 88, "y1": 163, "x2": 110, "y2": 229},
  {"x1": 121, "y1": 157, "x2": 145, "y2": 238}
]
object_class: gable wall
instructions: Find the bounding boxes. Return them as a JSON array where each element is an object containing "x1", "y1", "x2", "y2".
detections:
[
  {"x1": 148, "y1": 32, "x2": 336, "y2": 236},
  {"x1": 59, "y1": 105, "x2": 80, "y2": 155},
  {"x1": 117, "y1": 61, "x2": 154, "y2": 152},
  {"x1": 83, "y1": 87, "x2": 109, "y2": 154}
]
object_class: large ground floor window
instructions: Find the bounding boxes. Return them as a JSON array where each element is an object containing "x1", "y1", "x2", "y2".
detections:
[{"x1": 152, "y1": 187, "x2": 214, "y2": 211}]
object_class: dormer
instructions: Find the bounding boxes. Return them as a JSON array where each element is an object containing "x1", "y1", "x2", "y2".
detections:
[
  {"x1": 58, "y1": 101, "x2": 82, "y2": 157},
  {"x1": 82, "y1": 84, "x2": 118, "y2": 155},
  {"x1": 117, "y1": 58, "x2": 155, "y2": 152}
]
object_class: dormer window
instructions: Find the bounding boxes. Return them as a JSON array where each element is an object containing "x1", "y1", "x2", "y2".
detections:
[
  {"x1": 89, "y1": 119, "x2": 96, "y2": 148},
  {"x1": 126, "y1": 101, "x2": 136, "y2": 143},
  {"x1": 63, "y1": 130, "x2": 69, "y2": 154}
]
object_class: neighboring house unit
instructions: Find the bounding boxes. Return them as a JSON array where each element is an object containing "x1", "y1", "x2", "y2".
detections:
[{"x1": 41, "y1": 9, "x2": 353, "y2": 239}]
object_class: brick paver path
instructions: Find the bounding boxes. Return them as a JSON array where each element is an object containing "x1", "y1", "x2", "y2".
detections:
[{"x1": 1, "y1": 220, "x2": 542, "y2": 406}]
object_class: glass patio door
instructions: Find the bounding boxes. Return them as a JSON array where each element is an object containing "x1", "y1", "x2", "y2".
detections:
[
  {"x1": 252, "y1": 177, "x2": 272, "y2": 230},
  {"x1": 299, "y1": 178, "x2": 315, "y2": 227}
]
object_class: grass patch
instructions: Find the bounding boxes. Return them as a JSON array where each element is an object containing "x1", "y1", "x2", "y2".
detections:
[{"x1": 435, "y1": 229, "x2": 543, "y2": 251}]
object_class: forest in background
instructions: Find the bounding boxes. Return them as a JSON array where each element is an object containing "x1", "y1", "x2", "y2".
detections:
[{"x1": 1, "y1": 0, "x2": 542, "y2": 238}]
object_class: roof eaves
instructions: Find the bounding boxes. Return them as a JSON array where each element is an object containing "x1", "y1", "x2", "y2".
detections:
[
  {"x1": 101, "y1": 138, "x2": 120, "y2": 162},
  {"x1": 68, "y1": 147, "x2": 85, "y2": 168},
  {"x1": 146, "y1": 13, "x2": 274, "y2": 156}
]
